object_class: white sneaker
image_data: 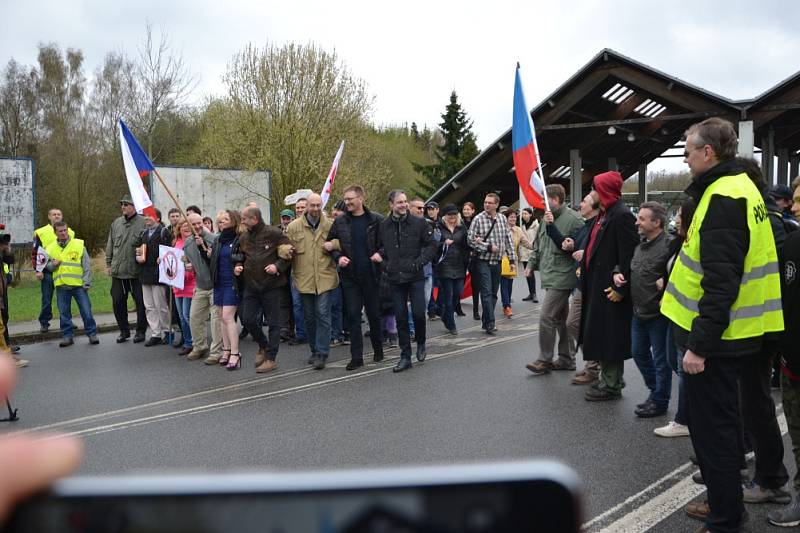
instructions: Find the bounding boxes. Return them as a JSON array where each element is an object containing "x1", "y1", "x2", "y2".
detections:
[{"x1": 654, "y1": 421, "x2": 689, "y2": 437}]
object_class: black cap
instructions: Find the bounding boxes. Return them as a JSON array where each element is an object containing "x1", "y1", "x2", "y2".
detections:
[
  {"x1": 770, "y1": 184, "x2": 793, "y2": 201},
  {"x1": 441, "y1": 203, "x2": 459, "y2": 215},
  {"x1": 425, "y1": 201, "x2": 439, "y2": 209}
]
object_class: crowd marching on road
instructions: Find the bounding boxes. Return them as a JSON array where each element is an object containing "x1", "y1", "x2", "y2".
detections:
[{"x1": 3, "y1": 117, "x2": 800, "y2": 532}]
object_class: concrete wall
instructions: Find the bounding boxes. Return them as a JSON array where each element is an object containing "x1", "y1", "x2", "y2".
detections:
[
  {"x1": 152, "y1": 167, "x2": 272, "y2": 223},
  {"x1": 0, "y1": 157, "x2": 35, "y2": 245}
]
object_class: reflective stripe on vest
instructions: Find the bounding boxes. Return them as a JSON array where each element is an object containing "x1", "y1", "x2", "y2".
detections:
[
  {"x1": 35, "y1": 224, "x2": 74, "y2": 249},
  {"x1": 46, "y1": 238, "x2": 85, "y2": 287},
  {"x1": 661, "y1": 172, "x2": 783, "y2": 340}
]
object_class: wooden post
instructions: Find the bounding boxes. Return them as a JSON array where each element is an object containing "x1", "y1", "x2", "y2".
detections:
[
  {"x1": 638, "y1": 163, "x2": 648, "y2": 205},
  {"x1": 570, "y1": 149, "x2": 582, "y2": 209},
  {"x1": 778, "y1": 149, "x2": 789, "y2": 186}
]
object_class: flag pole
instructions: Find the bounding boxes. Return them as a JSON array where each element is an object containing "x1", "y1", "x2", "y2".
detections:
[{"x1": 149, "y1": 167, "x2": 210, "y2": 254}]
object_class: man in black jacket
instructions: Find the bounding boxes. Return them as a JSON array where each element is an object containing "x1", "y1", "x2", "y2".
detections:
[
  {"x1": 374, "y1": 190, "x2": 436, "y2": 372},
  {"x1": 324, "y1": 185, "x2": 385, "y2": 370}
]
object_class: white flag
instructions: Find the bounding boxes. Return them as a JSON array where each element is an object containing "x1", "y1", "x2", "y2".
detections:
[
  {"x1": 35, "y1": 246, "x2": 49, "y2": 273},
  {"x1": 320, "y1": 141, "x2": 345, "y2": 209},
  {"x1": 158, "y1": 245, "x2": 185, "y2": 290}
]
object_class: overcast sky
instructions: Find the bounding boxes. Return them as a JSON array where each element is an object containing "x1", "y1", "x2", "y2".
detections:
[{"x1": 3, "y1": 0, "x2": 799, "y2": 172}]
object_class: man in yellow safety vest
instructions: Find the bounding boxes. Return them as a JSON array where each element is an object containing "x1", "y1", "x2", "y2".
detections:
[
  {"x1": 45, "y1": 221, "x2": 98, "y2": 348},
  {"x1": 662, "y1": 118, "x2": 784, "y2": 532},
  {"x1": 32, "y1": 208, "x2": 74, "y2": 334}
]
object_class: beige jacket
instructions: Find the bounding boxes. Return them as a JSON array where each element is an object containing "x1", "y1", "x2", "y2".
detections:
[{"x1": 286, "y1": 214, "x2": 339, "y2": 295}]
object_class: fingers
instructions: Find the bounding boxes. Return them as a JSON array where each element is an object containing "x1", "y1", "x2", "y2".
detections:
[{"x1": 0, "y1": 435, "x2": 83, "y2": 523}]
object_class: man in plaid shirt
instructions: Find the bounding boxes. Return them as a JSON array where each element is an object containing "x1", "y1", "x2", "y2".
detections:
[{"x1": 467, "y1": 193, "x2": 516, "y2": 334}]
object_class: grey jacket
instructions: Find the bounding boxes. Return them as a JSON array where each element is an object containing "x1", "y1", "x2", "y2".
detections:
[
  {"x1": 106, "y1": 214, "x2": 146, "y2": 279},
  {"x1": 46, "y1": 236, "x2": 92, "y2": 288},
  {"x1": 630, "y1": 231, "x2": 671, "y2": 320},
  {"x1": 183, "y1": 229, "x2": 218, "y2": 290}
]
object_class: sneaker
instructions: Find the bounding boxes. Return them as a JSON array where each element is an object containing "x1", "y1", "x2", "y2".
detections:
[
  {"x1": 39, "y1": 324, "x2": 49, "y2": 334},
  {"x1": 256, "y1": 360, "x2": 278, "y2": 373},
  {"x1": 768, "y1": 495, "x2": 800, "y2": 527},
  {"x1": 654, "y1": 421, "x2": 690, "y2": 438},
  {"x1": 525, "y1": 361, "x2": 552, "y2": 375},
  {"x1": 13, "y1": 356, "x2": 29, "y2": 368},
  {"x1": 742, "y1": 480, "x2": 792, "y2": 504},
  {"x1": 88, "y1": 335, "x2": 100, "y2": 345},
  {"x1": 428, "y1": 312, "x2": 439, "y2": 321},
  {"x1": 330, "y1": 338, "x2": 344, "y2": 347}
]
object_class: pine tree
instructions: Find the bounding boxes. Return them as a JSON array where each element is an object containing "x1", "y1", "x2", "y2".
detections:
[{"x1": 413, "y1": 91, "x2": 479, "y2": 198}]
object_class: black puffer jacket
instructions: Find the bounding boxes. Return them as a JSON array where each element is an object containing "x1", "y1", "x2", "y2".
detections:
[
  {"x1": 780, "y1": 231, "x2": 800, "y2": 377},
  {"x1": 326, "y1": 206, "x2": 383, "y2": 280},
  {"x1": 435, "y1": 221, "x2": 468, "y2": 279},
  {"x1": 671, "y1": 159, "x2": 768, "y2": 358},
  {"x1": 377, "y1": 214, "x2": 436, "y2": 284},
  {"x1": 134, "y1": 224, "x2": 173, "y2": 285}
]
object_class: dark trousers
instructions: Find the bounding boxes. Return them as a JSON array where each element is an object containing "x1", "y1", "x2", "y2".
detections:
[
  {"x1": 473, "y1": 259, "x2": 500, "y2": 330},
  {"x1": 342, "y1": 274, "x2": 382, "y2": 362},
  {"x1": 468, "y1": 260, "x2": 481, "y2": 313},
  {"x1": 522, "y1": 261, "x2": 537, "y2": 297},
  {"x1": 439, "y1": 277, "x2": 464, "y2": 331},
  {"x1": 391, "y1": 279, "x2": 426, "y2": 360},
  {"x1": 686, "y1": 356, "x2": 745, "y2": 533},
  {"x1": 242, "y1": 287, "x2": 284, "y2": 360},
  {"x1": 38, "y1": 269, "x2": 54, "y2": 327},
  {"x1": 741, "y1": 349, "x2": 789, "y2": 489},
  {"x1": 110, "y1": 277, "x2": 146, "y2": 336}
]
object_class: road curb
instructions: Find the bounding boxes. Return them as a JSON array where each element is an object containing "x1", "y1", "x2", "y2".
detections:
[{"x1": 11, "y1": 322, "x2": 136, "y2": 345}]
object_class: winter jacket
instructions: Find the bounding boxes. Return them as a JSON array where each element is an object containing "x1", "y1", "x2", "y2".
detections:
[
  {"x1": 630, "y1": 231, "x2": 671, "y2": 321},
  {"x1": 286, "y1": 214, "x2": 338, "y2": 295},
  {"x1": 172, "y1": 237, "x2": 197, "y2": 298},
  {"x1": 377, "y1": 213, "x2": 436, "y2": 284},
  {"x1": 238, "y1": 223, "x2": 292, "y2": 293},
  {"x1": 106, "y1": 213, "x2": 146, "y2": 279},
  {"x1": 435, "y1": 221, "x2": 469, "y2": 279},
  {"x1": 326, "y1": 207, "x2": 383, "y2": 281},
  {"x1": 183, "y1": 229, "x2": 217, "y2": 291},
  {"x1": 134, "y1": 223, "x2": 173, "y2": 285},
  {"x1": 780, "y1": 231, "x2": 800, "y2": 378},
  {"x1": 518, "y1": 220, "x2": 539, "y2": 263},
  {"x1": 529, "y1": 205, "x2": 583, "y2": 290}
]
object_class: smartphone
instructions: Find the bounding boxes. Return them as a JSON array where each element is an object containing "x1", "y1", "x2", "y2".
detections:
[{"x1": 5, "y1": 460, "x2": 582, "y2": 532}]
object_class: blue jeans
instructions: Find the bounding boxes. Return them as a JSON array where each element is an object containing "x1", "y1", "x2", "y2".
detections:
[
  {"x1": 500, "y1": 277, "x2": 513, "y2": 308},
  {"x1": 439, "y1": 277, "x2": 464, "y2": 331},
  {"x1": 330, "y1": 284, "x2": 344, "y2": 341},
  {"x1": 39, "y1": 269, "x2": 54, "y2": 328},
  {"x1": 473, "y1": 259, "x2": 500, "y2": 330},
  {"x1": 56, "y1": 286, "x2": 97, "y2": 338},
  {"x1": 392, "y1": 279, "x2": 426, "y2": 360},
  {"x1": 301, "y1": 290, "x2": 333, "y2": 360},
  {"x1": 290, "y1": 280, "x2": 307, "y2": 341},
  {"x1": 631, "y1": 315, "x2": 672, "y2": 409},
  {"x1": 175, "y1": 296, "x2": 193, "y2": 348},
  {"x1": 667, "y1": 324, "x2": 688, "y2": 426}
]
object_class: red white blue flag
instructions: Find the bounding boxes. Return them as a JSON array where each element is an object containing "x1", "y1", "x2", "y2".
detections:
[
  {"x1": 512, "y1": 65, "x2": 546, "y2": 210},
  {"x1": 118, "y1": 119, "x2": 157, "y2": 219},
  {"x1": 321, "y1": 140, "x2": 344, "y2": 209}
]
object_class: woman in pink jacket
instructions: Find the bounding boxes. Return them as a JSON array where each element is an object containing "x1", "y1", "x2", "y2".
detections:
[{"x1": 173, "y1": 220, "x2": 197, "y2": 356}]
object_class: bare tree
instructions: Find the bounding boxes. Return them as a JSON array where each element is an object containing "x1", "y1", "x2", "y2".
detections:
[{"x1": 0, "y1": 60, "x2": 40, "y2": 156}]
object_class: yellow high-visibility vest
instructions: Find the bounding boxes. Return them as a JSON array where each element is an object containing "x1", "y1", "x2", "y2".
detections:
[
  {"x1": 662, "y1": 172, "x2": 783, "y2": 339},
  {"x1": 46, "y1": 238, "x2": 85, "y2": 288},
  {"x1": 34, "y1": 224, "x2": 74, "y2": 249}
]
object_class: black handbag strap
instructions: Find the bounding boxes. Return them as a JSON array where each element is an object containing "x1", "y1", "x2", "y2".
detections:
[{"x1": 484, "y1": 217, "x2": 498, "y2": 241}]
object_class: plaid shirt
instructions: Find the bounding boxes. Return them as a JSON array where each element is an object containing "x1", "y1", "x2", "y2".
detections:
[{"x1": 467, "y1": 211, "x2": 516, "y2": 264}]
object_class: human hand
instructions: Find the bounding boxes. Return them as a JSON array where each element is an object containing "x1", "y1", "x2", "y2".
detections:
[
  {"x1": 0, "y1": 358, "x2": 83, "y2": 523},
  {"x1": 445, "y1": 239, "x2": 454, "y2": 246},
  {"x1": 613, "y1": 273, "x2": 627, "y2": 287},
  {"x1": 490, "y1": 244, "x2": 499, "y2": 253},
  {"x1": 604, "y1": 286, "x2": 623, "y2": 302},
  {"x1": 683, "y1": 350, "x2": 706, "y2": 374},
  {"x1": 524, "y1": 268, "x2": 531, "y2": 277},
  {"x1": 655, "y1": 277, "x2": 664, "y2": 291},
  {"x1": 572, "y1": 250, "x2": 584, "y2": 262},
  {"x1": 544, "y1": 212, "x2": 554, "y2": 225},
  {"x1": 105, "y1": 267, "x2": 111, "y2": 276},
  {"x1": 323, "y1": 242, "x2": 334, "y2": 252},
  {"x1": 562, "y1": 238, "x2": 574, "y2": 252},
  {"x1": 370, "y1": 253, "x2": 383, "y2": 263},
  {"x1": 35, "y1": 272, "x2": 43, "y2": 281},
  {"x1": 265, "y1": 264, "x2": 278, "y2": 275},
  {"x1": 51, "y1": 259, "x2": 61, "y2": 267},
  {"x1": 234, "y1": 265, "x2": 243, "y2": 276},
  {"x1": 338, "y1": 256, "x2": 351, "y2": 268},
  {"x1": 194, "y1": 236, "x2": 204, "y2": 247}
]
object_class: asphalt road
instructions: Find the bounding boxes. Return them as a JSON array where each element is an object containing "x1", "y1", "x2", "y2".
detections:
[{"x1": 4, "y1": 279, "x2": 796, "y2": 532}]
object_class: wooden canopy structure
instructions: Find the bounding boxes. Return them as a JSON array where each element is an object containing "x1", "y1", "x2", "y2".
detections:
[{"x1": 428, "y1": 49, "x2": 800, "y2": 209}]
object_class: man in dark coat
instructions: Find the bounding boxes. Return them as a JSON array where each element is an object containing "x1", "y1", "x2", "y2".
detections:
[
  {"x1": 374, "y1": 190, "x2": 436, "y2": 372},
  {"x1": 580, "y1": 171, "x2": 639, "y2": 401}
]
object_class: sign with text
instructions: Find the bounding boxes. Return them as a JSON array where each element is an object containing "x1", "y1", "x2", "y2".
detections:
[{"x1": 0, "y1": 157, "x2": 34, "y2": 245}]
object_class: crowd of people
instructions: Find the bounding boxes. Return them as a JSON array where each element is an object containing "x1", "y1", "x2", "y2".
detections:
[{"x1": 3, "y1": 116, "x2": 800, "y2": 532}]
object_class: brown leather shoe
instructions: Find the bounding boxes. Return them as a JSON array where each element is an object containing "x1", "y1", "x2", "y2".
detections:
[
  {"x1": 503, "y1": 306, "x2": 513, "y2": 318},
  {"x1": 525, "y1": 361, "x2": 552, "y2": 375},
  {"x1": 186, "y1": 349, "x2": 207, "y2": 361},
  {"x1": 254, "y1": 347, "x2": 267, "y2": 368},
  {"x1": 203, "y1": 355, "x2": 221, "y2": 365},
  {"x1": 572, "y1": 372, "x2": 599, "y2": 385},
  {"x1": 685, "y1": 500, "x2": 709, "y2": 522},
  {"x1": 256, "y1": 359, "x2": 278, "y2": 373}
]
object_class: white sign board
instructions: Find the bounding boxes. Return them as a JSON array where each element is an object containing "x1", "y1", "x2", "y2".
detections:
[
  {"x1": 0, "y1": 157, "x2": 35, "y2": 245},
  {"x1": 152, "y1": 166, "x2": 271, "y2": 223},
  {"x1": 158, "y1": 245, "x2": 185, "y2": 290}
]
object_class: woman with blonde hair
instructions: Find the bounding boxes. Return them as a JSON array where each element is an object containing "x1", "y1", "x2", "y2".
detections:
[{"x1": 211, "y1": 209, "x2": 243, "y2": 370}]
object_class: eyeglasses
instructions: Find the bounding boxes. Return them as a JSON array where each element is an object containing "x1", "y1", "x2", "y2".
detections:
[
  {"x1": 683, "y1": 145, "x2": 706, "y2": 158},
  {"x1": 343, "y1": 196, "x2": 358, "y2": 202},
  {"x1": 120, "y1": 202, "x2": 132, "y2": 206}
]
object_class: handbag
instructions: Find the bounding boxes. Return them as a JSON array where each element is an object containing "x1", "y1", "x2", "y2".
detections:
[{"x1": 501, "y1": 255, "x2": 515, "y2": 278}]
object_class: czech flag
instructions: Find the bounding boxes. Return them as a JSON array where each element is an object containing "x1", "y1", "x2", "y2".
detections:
[
  {"x1": 321, "y1": 140, "x2": 345, "y2": 209},
  {"x1": 118, "y1": 119, "x2": 157, "y2": 219},
  {"x1": 512, "y1": 65, "x2": 546, "y2": 210}
]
